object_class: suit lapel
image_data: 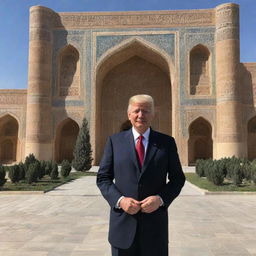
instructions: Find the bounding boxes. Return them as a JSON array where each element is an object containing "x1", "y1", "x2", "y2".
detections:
[
  {"x1": 126, "y1": 129, "x2": 140, "y2": 173},
  {"x1": 141, "y1": 129, "x2": 158, "y2": 174}
]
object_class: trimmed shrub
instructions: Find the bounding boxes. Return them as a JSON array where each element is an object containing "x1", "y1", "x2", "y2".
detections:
[
  {"x1": 218, "y1": 157, "x2": 229, "y2": 177},
  {"x1": 204, "y1": 160, "x2": 224, "y2": 186},
  {"x1": 231, "y1": 164, "x2": 243, "y2": 185},
  {"x1": 3, "y1": 166, "x2": 10, "y2": 174},
  {"x1": 241, "y1": 160, "x2": 252, "y2": 181},
  {"x1": 45, "y1": 161, "x2": 52, "y2": 176},
  {"x1": 34, "y1": 160, "x2": 44, "y2": 180},
  {"x1": 50, "y1": 162, "x2": 59, "y2": 180},
  {"x1": 25, "y1": 153, "x2": 37, "y2": 166},
  {"x1": 26, "y1": 163, "x2": 38, "y2": 184},
  {"x1": 40, "y1": 160, "x2": 47, "y2": 178},
  {"x1": 202, "y1": 159, "x2": 213, "y2": 179},
  {"x1": 72, "y1": 118, "x2": 93, "y2": 172},
  {"x1": 8, "y1": 165, "x2": 20, "y2": 183},
  {"x1": 213, "y1": 161, "x2": 225, "y2": 185},
  {"x1": 61, "y1": 160, "x2": 72, "y2": 178},
  {"x1": 195, "y1": 159, "x2": 205, "y2": 177},
  {"x1": 225, "y1": 156, "x2": 241, "y2": 179},
  {"x1": 250, "y1": 161, "x2": 256, "y2": 184},
  {"x1": 0, "y1": 165, "x2": 7, "y2": 188},
  {"x1": 18, "y1": 162, "x2": 26, "y2": 181}
]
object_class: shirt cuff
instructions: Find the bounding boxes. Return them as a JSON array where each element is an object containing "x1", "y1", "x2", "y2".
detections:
[
  {"x1": 115, "y1": 196, "x2": 124, "y2": 209},
  {"x1": 157, "y1": 195, "x2": 164, "y2": 206}
]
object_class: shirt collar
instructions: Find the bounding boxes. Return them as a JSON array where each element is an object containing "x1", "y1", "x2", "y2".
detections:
[{"x1": 132, "y1": 127, "x2": 150, "y2": 141}]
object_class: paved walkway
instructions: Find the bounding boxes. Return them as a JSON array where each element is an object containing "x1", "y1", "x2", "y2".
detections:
[{"x1": 0, "y1": 171, "x2": 255, "y2": 256}]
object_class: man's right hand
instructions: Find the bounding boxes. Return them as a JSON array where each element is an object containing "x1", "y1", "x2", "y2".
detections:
[{"x1": 119, "y1": 197, "x2": 141, "y2": 215}]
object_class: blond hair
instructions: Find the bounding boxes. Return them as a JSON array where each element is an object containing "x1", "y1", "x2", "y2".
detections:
[{"x1": 127, "y1": 94, "x2": 154, "y2": 113}]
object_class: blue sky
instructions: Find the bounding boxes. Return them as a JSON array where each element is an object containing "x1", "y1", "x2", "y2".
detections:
[{"x1": 0, "y1": 0, "x2": 255, "y2": 89}]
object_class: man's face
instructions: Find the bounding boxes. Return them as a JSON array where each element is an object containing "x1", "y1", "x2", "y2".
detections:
[{"x1": 128, "y1": 102, "x2": 154, "y2": 134}]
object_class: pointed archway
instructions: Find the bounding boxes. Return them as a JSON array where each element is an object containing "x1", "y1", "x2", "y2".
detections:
[
  {"x1": 95, "y1": 39, "x2": 173, "y2": 163},
  {"x1": 188, "y1": 117, "x2": 213, "y2": 165},
  {"x1": 0, "y1": 114, "x2": 19, "y2": 163},
  {"x1": 55, "y1": 118, "x2": 79, "y2": 163}
]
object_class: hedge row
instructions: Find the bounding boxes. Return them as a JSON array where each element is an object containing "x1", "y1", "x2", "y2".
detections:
[
  {"x1": 196, "y1": 156, "x2": 256, "y2": 186},
  {"x1": 0, "y1": 154, "x2": 72, "y2": 188}
]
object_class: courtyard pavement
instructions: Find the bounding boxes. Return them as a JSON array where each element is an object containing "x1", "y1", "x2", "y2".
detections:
[{"x1": 0, "y1": 168, "x2": 255, "y2": 256}]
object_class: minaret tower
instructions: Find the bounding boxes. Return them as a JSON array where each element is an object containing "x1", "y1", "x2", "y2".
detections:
[
  {"x1": 215, "y1": 3, "x2": 245, "y2": 158},
  {"x1": 25, "y1": 6, "x2": 53, "y2": 160}
]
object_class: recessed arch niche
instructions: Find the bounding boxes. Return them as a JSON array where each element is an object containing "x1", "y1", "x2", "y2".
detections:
[
  {"x1": 190, "y1": 44, "x2": 210, "y2": 95},
  {"x1": 54, "y1": 118, "x2": 79, "y2": 163},
  {"x1": 188, "y1": 117, "x2": 213, "y2": 165},
  {"x1": 0, "y1": 114, "x2": 19, "y2": 163},
  {"x1": 58, "y1": 45, "x2": 80, "y2": 97},
  {"x1": 95, "y1": 39, "x2": 173, "y2": 163}
]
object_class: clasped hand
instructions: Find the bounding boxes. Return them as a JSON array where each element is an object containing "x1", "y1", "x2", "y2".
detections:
[{"x1": 119, "y1": 196, "x2": 162, "y2": 215}]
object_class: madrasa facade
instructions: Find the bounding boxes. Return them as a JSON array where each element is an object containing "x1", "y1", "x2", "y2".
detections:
[{"x1": 0, "y1": 3, "x2": 256, "y2": 166}]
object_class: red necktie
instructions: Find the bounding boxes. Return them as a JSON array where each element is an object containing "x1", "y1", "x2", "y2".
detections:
[{"x1": 136, "y1": 135, "x2": 144, "y2": 168}]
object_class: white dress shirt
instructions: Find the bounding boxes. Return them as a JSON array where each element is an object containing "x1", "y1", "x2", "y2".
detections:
[{"x1": 132, "y1": 127, "x2": 150, "y2": 159}]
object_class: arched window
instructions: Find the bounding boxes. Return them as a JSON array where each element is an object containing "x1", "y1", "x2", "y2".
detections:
[
  {"x1": 188, "y1": 117, "x2": 213, "y2": 165},
  {"x1": 190, "y1": 45, "x2": 210, "y2": 95},
  {"x1": 58, "y1": 45, "x2": 80, "y2": 96}
]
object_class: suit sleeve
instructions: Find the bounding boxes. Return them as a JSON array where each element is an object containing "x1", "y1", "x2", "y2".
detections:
[
  {"x1": 158, "y1": 137, "x2": 186, "y2": 208},
  {"x1": 96, "y1": 136, "x2": 123, "y2": 209}
]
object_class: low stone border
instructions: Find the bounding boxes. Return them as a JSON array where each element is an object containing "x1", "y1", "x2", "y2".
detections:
[
  {"x1": 187, "y1": 181, "x2": 256, "y2": 195},
  {"x1": 204, "y1": 191, "x2": 256, "y2": 195},
  {"x1": 0, "y1": 190, "x2": 45, "y2": 195}
]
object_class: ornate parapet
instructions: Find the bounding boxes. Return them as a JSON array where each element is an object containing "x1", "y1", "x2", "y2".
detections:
[
  {"x1": 51, "y1": 9, "x2": 215, "y2": 29},
  {"x1": 0, "y1": 90, "x2": 27, "y2": 105}
]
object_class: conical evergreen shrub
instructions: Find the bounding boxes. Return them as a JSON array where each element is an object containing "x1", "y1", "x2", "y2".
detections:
[
  {"x1": 72, "y1": 118, "x2": 93, "y2": 171},
  {"x1": 18, "y1": 162, "x2": 26, "y2": 181},
  {"x1": 26, "y1": 163, "x2": 38, "y2": 184},
  {"x1": 50, "y1": 162, "x2": 59, "y2": 180},
  {"x1": 61, "y1": 160, "x2": 72, "y2": 178},
  {"x1": 8, "y1": 165, "x2": 20, "y2": 183}
]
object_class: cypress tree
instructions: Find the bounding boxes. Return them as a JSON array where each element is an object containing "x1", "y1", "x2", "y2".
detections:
[{"x1": 72, "y1": 117, "x2": 93, "y2": 171}]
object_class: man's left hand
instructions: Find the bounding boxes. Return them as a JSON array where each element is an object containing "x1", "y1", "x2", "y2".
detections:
[{"x1": 140, "y1": 195, "x2": 162, "y2": 213}]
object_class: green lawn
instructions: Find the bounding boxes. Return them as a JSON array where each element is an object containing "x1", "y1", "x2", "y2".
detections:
[
  {"x1": 185, "y1": 173, "x2": 256, "y2": 192},
  {"x1": 0, "y1": 171, "x2": 97, "y2": 192}
]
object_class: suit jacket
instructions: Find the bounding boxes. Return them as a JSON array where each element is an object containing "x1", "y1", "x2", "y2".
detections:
[{"x1": 96, "y1": 128, "x2": 185, "y2": 249}]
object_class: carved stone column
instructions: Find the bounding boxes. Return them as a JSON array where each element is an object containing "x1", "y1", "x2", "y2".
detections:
[
  {"x1": 215, "y1": 3, "x2": 245, "y2": 158},
  {"x1": 25, "y1": 6, "x2": 53, "y2": 160}
]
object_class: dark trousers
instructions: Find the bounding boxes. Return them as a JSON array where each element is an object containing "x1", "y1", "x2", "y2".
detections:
[{"x1": 111, "y1": 224, "x2": 168, "y2": 256}]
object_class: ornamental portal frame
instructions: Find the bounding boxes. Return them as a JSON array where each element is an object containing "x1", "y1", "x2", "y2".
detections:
[{"x1": 0, "y1": 3, "x2": 256, "y2": 166}]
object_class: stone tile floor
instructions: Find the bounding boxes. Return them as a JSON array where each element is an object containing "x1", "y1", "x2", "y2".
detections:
[{"x1": 0, "y1": 172, "x2": 255, "y2": 256}]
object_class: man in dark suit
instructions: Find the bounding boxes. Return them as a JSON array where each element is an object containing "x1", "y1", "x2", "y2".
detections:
[{"x1": 97, "y1": 94, "x2": 185, "y2": 256}]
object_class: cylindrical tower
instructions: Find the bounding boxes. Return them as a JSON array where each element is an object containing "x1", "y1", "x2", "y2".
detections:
[
  {"x1": 25, "y1": 6, "x2": 53, "y2": 160},
  {"x1": 215, "y1": 3, "x2": 245, "y2": 158}
]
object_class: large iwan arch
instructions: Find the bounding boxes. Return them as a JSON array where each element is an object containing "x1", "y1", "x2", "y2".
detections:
[{"x1": 94, "y1": 38, "x2": 174, "y2": 163}]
